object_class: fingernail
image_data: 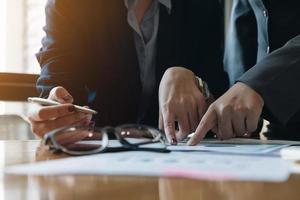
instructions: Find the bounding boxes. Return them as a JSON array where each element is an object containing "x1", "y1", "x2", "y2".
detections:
[
  {"x1": 171, "y1": 138, "x2": 177, "y2": 145},
  {"x1": 187, "y1": 139, "x2": 194, "y2": 146},
  {"x1": 63, "y1": 95, "x2": 73, "y2": 101},
  {"x1": 68, "y1": 105, "x2": 75, "y2": 112}
]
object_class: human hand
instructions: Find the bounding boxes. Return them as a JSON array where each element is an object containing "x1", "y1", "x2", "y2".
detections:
[
  {"x1": 29, "y1": 86, "x2": 92, "y2": 137},
  {"x1": 159, "y1": 67, "x2": 208, "y2": 144},
  {"x1": 188, "y1": 82, "x2": 264, "y2": 145}
]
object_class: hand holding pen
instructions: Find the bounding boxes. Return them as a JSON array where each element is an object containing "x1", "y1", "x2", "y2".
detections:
[{"x1": 28, "y1": 86, "x2": 97, "y2": 137}]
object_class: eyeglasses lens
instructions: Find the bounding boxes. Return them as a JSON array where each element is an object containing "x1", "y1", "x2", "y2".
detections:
[{"x1": 53, "y1": 127, "x2": 107, "y2": 152}]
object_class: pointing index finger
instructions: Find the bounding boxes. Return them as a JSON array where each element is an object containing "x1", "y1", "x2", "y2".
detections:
[
  {"x1": 188, "y1": 106, "x2": 217, "y2": 145},
  {"x1": 162, "y1": 111, "x2": 177, "y2": 145}
]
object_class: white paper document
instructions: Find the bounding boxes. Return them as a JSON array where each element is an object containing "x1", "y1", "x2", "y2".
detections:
[
  {"x1": 166, "y1": 138, "x2": 297, "y2": 155},
  {"x1": 97, "y1": 139, "x2": 290, "y2": 156},
  {"x1": 5, "y1": 151, "x2": 290, "y2": 182},
  {"x1": 279, "y1": 146, "x2": 300, "y2": 174},
  {"x1": 167, "y1": 143, "x2": 289, "y2": 155}
]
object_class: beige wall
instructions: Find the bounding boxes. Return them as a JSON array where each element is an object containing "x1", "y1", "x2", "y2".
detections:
[
  {"x1": 5, "y1": 0, "x2": 25, "y2": 72},
  {"x1": 0, "y1": 0, "x2": 45, "y2": 74},
  {"x1": 25, "y1": 0, "x2": 46, "y2": 74},
  {"x1": 0, "y1": 0, "x2": 6, "y2": 68}
]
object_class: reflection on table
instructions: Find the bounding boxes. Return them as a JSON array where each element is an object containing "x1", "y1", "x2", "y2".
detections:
[{"x1": 1, "y1": 140, "x2": 300, "y2": 200}]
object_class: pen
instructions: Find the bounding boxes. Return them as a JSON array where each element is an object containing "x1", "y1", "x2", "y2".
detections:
[{"x1": 28, "y1": 97, "x2": 98, "y2": 115}]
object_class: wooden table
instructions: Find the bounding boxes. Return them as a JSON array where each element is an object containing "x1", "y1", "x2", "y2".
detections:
[{"x1": 1, "y1": 140, "x2": 300, "y2": 200}]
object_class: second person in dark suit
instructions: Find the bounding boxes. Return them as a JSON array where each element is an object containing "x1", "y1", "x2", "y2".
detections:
[{"x1": 188, "y1": 0, "x2": 300, "y2": 144}]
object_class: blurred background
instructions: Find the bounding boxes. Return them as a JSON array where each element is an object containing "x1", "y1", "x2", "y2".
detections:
[
  {"x1": 0, "y1": 0, "x2": 46, "y2": 74},
  {"x1": 0, "y1": 0, "x2": 46, "y2": 139}
]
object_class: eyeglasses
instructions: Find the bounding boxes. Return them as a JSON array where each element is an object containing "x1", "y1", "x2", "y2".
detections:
[{"x1": 43, "y1": 124, "x2": 170, "y2": 155}]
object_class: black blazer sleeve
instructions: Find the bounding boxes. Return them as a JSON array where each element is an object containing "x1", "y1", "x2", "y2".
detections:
[
  {"x1": 36, "y1": 0, "x2": 95, "y2": 104},
  {"x1": 238, "y1": 35, "x2": 300, "y2": 125}
]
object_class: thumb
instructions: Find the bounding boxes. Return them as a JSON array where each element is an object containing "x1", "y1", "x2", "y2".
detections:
[{"x1": 48, "y1": 86, "x2": 74, "y2": 104}]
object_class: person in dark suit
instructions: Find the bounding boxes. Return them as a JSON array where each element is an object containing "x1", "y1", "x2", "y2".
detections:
[
  {"x1": 187, "y1": 0, "x2": 300, "y2": 144},
  {"x1": 28, "y1": 0, "x2": 228, "y2": 138}
]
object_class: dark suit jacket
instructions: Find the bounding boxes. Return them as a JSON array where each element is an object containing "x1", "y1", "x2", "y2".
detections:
[
  {"x1": 225, "y1": 0, "x2": 300, "y2": 139},
  {"x1": 36, "y1": 0, "x2": 228, "y2": 127}
]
